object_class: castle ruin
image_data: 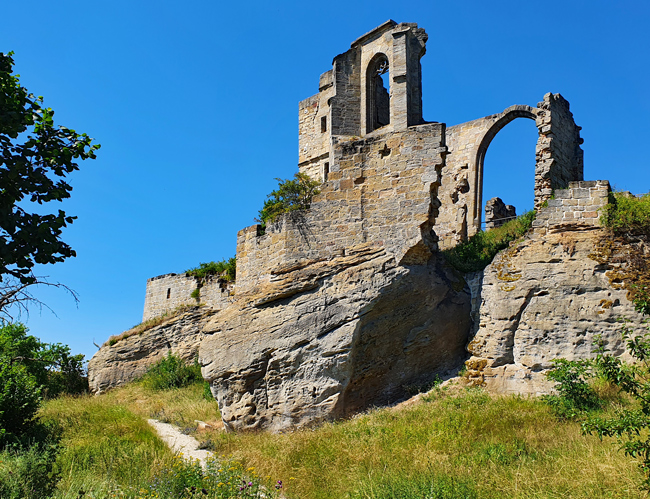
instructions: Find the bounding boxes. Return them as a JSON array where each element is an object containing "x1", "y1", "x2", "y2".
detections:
[{"x1": 97, "y1": 21, "x2": 641, "y2": 432}]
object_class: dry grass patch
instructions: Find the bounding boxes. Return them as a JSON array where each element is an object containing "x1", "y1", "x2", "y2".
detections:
[{"x1": 195, "y1": 386, "x2": 645, "y2": 499}]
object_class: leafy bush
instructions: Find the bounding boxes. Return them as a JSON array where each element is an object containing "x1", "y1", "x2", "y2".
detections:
[
  {"x1": 601, "y1": 191, "x2": 650, "y2": 236},
  {"x1": 186, "y1": 257, "x2": 236, "y2": 282},
  {"x1": 257, "y1": 173, "x2": 320, "y2": 229},
  {"x1": 0, "y1": 359, "x2": 42, "y2": 437},
  {"x1": 141, "y1": 353, "x2": 203, "y2": 390},
  {"x1": 0, "y1": 443, "x2": 59, "y2": 499},
  {"x1": 0, "y1": 323, "x2": 86, "y2": 438},
  {"x1": 442, "y1": 210, "x2": 535, "y2": 273},
  {"x1": 582, "y1": 322, "x2": 650, "y2": 489},
  {"x1": 543, "y1": 358, "x2": 601, "y2": 419}
]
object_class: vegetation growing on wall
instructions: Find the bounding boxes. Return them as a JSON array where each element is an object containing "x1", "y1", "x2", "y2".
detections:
[
  {"x1": 257, "y1": 173, "x2": 320, "y2": 230},
  {"x1": 186, "y1": 258, "x2": 236, "y2": 282},
  {"x1": 591, "y1": 191, "x2": 650, "y2": 315},
  {"x1": 601, "y1": 191, "x2": 650, "y2": 236},
  {"x1": 442, "y1": 211, "x2": 535, "y2": 273}
]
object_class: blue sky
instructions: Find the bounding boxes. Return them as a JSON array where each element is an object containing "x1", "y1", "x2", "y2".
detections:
[{"x1": 2, "y1": 0, "x2": 649, "y2": 360}]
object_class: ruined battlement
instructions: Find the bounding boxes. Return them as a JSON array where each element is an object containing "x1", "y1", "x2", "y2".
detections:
[
  {"x1": 532, "y1": 180, "x2": 611, "y2": 234},
  {"x1": 142, "y1": 273, "x2": 234, "y2": 322},
  {"x1": 144, "y1": 20, "x2": 587, "y2": 315}
]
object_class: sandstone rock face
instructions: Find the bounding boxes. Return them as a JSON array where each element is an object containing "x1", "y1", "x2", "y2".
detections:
[
  {"x1": 88, "y1": 307, "x2": 215, "y2": 394},
  {"x1": 466, "y1": 228, "x2": 646, "y2": 394},
  {"x1": 199, "y1": 243, "x2": 471, "y2": 432}
]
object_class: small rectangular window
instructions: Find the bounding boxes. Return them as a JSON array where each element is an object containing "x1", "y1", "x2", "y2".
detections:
[
  {"x1": 166, "y1": 288, "x2": 171, "y2": 299},
  {"x1": 324, "y1": 162, "x2": 329, "y2": 181},
  {"x1": 321, "y1": 116, "x2": 327, "y2": 133}
]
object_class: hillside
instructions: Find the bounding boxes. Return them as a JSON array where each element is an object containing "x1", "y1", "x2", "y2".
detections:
[{"x1": 22, "y1": 378, "x2": 645, "y2": 498}]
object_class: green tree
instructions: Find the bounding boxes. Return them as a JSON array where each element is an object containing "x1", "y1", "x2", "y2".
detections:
[
  {"x1": 257, "y1": 172, "x2": 320, "y2": 229},
  {"x1": 0, "y1": 322, "x2": 86, "y2": 438},
  {"x1": 581, "y1": 323, "x2": 650, "y2": 489},
  {"x1": 0, "y1": 51, "x2": 99, "y2": 287}
]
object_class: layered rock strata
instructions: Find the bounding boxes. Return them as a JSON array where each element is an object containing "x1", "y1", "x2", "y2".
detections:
[
  {"x1": 199, "y1": 243, "x2": 471, "y2": 432},
  {"x1": 465, "y1": 227, "x2": 646, "y2": 394},
  {"x1": 88, "y1": 307, "x2": 216, "y2": 394}
]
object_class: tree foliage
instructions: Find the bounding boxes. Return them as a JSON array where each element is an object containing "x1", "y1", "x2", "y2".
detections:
[
  {"x1": 0, "y1": 322, "x2": 86, "y2": 438},
  {"x1": 0, "y1": 51, "x2": 99, "y2": 285},
  {"x1": 580, "y1": 324, "x2": 650, "y2": 488},
  {"x1": 257, "y1": 172, "x2": 320, "y2": 229},
  {"x1": 545, "y1": 319, "x2": 650, "y2": 489}
]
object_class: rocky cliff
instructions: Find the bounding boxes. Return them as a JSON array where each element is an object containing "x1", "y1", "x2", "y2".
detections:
[
  {"x1": 88, "y1": 307, "x2": 216, "y2": 394},
  {"x1": 199, "y1": 243, "x2": 471, "y2": 432},
  {"x1": 466, "y1": 227, "x2": 647, "y2": 394}
]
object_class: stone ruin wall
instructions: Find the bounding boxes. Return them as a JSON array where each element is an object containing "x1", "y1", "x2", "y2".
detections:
[
  {"x1": 532, "y1": 180, "x2": 610, "y2": 234},
  {"x1": 236, "y1": 123, "x2": 446, "y2": 294},
  {"x1": 228, "y1": 22, "x2": 588, "y2": 298},
  {"x1": 142, "y1": 273, "x2": 234, "y2": 322},
  {"x1": 436, "y1": 95, "x2": 584, "y2": 250},
  {"x1": 142, "y1": 21, "x2": 588, "y2": 321}
]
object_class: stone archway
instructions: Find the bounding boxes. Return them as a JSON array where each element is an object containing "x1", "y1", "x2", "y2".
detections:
[
  {"x1": 474, "y1": 105, "x2": 538, "y2": 230},
  {"x1": 438, "y1": 94, "x2": 584, "y2": 247}
]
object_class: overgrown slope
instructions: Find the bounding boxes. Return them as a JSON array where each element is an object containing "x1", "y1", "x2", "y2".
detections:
[{"x1": 29, "y1": 380, "x2": 645, "y2": 499}]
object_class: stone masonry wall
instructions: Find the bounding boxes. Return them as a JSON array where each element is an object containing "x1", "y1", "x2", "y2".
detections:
[
  {"x1": 143, "y1": 273, "x2": 234, "y2": 321},
  {"x1": 437, "y1": 95, "x2": 583, "y2": 249},
  {"x1": 532, "y1": 180, "x2": 610, "y2": 234},
  {"x1": 534, "y1": 94, "x2": 584, "y2": 207},
  {"x1": 236, "y1": 123, "x2": 446, "y2": 294}
]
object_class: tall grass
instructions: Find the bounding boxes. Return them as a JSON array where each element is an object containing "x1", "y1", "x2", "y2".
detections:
[
  {"x1": 38, "y1": 393, "x2": 174, "y2": 497},
  {"x1": 33, "y1": 382, "x2": 644, "y2": 498},
  {"x1": 443, "y1": 211, "x2": 535, "y2": 273},
  {"x1": 36, "y1": 380, "x2": 224, "y2": 497},
  {"x1": 196, "y1": 386, "x2": 643, "y2": 499}
]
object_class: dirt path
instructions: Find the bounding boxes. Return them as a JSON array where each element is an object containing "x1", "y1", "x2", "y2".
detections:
[{"x1": 147, "y1": 419, "x2": 213, "y2": 466}]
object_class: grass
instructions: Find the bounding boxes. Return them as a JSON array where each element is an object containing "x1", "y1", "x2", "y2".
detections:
[
  {"x1": 192, "y1": 385, "x2": 643, "y2": 499},
  {"x1": 35, "y1": 381, "x2": 225, "y2": 497},
  {"x1": 23, "y1": 380, "x2": 644, "y2": 498},
  {"x1": 443, "y1": 210, "x2": 535, "y2": 273}
]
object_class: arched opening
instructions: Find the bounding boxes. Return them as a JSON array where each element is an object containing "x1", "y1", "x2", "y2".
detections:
[
  {"x1": 474, "y1": 108, "x2": 538, "y2": 230},
  {"x1": 366, "y1": 54, "x2": 390, "y2": 133}
]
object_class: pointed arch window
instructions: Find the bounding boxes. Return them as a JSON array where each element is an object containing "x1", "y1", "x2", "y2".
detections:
[{"x1": 366, "y1": 54, "x2": 390, "y2": 133}]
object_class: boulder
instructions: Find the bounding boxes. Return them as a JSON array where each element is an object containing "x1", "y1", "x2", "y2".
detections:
[{"x1": 199, "y1": 243, "x2": 472, "y2": 432}]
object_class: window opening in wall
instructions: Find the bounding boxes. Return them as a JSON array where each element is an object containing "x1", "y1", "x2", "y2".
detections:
[
  {"x1": 324, "y1": 162, "x2": 329, "y2": 181},
  {"x1": 321, "y1": 116, "x2": 327, "y2": 133},
  {"x1": 480, "y1": 119, "x2": 537, "y2": 230},
  {"x1": 366, "y1": 55, "x2": 390, "y2": 133},
  {"x1": 166, "y1": 288, "x2": 171, "y2": 299}
]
